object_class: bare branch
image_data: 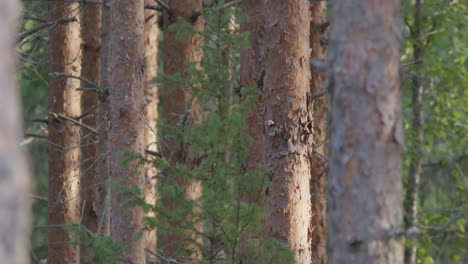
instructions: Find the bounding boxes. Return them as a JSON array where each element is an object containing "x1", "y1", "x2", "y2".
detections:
[
  {"x1": 50, "y1": 112, "x2": 98, "y2": 135},
  {"x1": 49, "y1": 72, "x2": 98, "y2": 87},
  {"x1": 19, "y1": 17, "x2": 77, "y2": 42}
]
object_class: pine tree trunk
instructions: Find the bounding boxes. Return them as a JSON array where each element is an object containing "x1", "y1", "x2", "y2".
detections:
[
  {"x1": 80, "y1": 2, "x2": 101, "y2": 263},
  {"x1": 47, "y1": 1, "x2": 82, "y2": 263},
  {"x1": 160, "y1": 0, "x2": 204, "y2": 258},
  {"x1": 0, "y1": 0, "x2": 31, "y2": 262},
  {"x1": 98, "y1": 0, "x2": 111, "y2": 237},
  {"x1": 261, "y1": 1, "x2": 313, "y2": 263},
  {"x1": 309, "y1": 2, "x2": 328, "y2": 263},
  {"x1": 404, "y1": 2, "x2": 424, "y2": 263},
  {"x1": 143, "y1": 0, "x2": 159, "y2": 255},
  {"x1": 326, "y1": 0, "x2": 405, "y2": 263},
  {"x1": 109, "y1": 0, "x2": 146, "y2": 263}
]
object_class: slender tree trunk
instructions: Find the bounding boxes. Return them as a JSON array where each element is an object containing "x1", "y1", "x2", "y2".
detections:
[
  {"x1": 47, "y1": 1, "x2": 82, "y2": 263},
  {"x1": 0, "y1": 0, "x2": 31, "y2": 263},
  {"x1": 404, "y1": 1, "x2": 424, "y2": 263},
  {"x1": 80, "y1": 2, "x2": 101, "y2": 263},
  {"x1": 98, "y1": 0, "x2": 111, "y2": 236},
  {"x1": 309, "y1": 2, "x2": 328, "y2": 263},
  {"x1": 143, "y1": 0, "x2": 159, "y2": 256},
  {"x1": 109, "y1": 0, "x2": 146, "y2": 263},
  {"x1": 260, "y1": 1, "x2": 313, "y2": 263},
  {"x1": 326, "y1": 0, "x2": 404, "y2": 263},
  {"x1": 160, "y1": 0, "x2": 204, "y2": 258}
]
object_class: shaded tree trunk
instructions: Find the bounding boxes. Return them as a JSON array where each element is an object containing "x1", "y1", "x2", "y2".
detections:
[
  {"x1": 109, "y1": 0, "x2": 146, "y2": 263},
  {"x1": 143, "y1": 0, "x2": 159, "y2": 256},
  {"x1": 80, "y1": 2, "x2": 101, "y2": 263},
  {"x1": 404, "y1": 1, "x2": 425, "y2": 263},
  {"x1": 260, "y1": 1, "x2": 313, "y2": 263},
  {"x1": 309, "y1": 2, "x2": 328, "y2": 263},
  {"x1": 160, "y1": 0, "x2": 204, "y2": 258},
  {"x1": 47, "y1": 1, "x2": 82, "y2": 263},
  {"x1": 0, "y1": 0, "x2": 31, "y2": 262},
  {"x1": 326, "y1": 0, "x2": 405, "y2": 263},
  {"x1": 97, "y1": 0, "x2": 111, "y2": 236}
]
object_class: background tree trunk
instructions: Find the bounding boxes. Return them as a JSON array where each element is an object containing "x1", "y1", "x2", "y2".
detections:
[
  {"x1": 309, "y1": 2, "x2": 328, "y2": 263},
  {"x1": 80, "y1": 2, "x2": 101, "y2": 263},
  {"x1": 109, "y1": 0, "x2": 146, "y2": 263},
  {"x1": 47, "y1": 1, "x2": 82, "y2": 263},
  {"x1": 143, "y1": 0, "x2": 159, "y2": 256},
  {"x1": 261, "y1": 1, "x2": 313, "y2": 263},
  {"x1": 326, "y1": 0, "x2": 405, "y2": 263},
  {"x1": 98, "y1": 0, "x2": 111, "y2": 237},
  {"x1": 0, "y1": 0, "x2": 31, "y2": 262},
  {"x1": 159, "y1": 0, "x2": 204, "y2": 258},
  {"x1": 404, "y1": 1, "x2": 425, "y2": 263}
]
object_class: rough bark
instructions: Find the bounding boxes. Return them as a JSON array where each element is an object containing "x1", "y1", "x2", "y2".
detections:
[
  {"x1": 143, "y1": 0, "x2": 159, "y2": 256},
  {"x1": 47, "y1": 1, "x2": 82, "y2": 263},
  {"x1": 80, "y1": 2, "x2": 101, "y2": 263},
  {"x1": 109, "y1": 0, "x2": 146, "y2": 263},
  {"x1": 260, "y1": 1, "x2": 313, "y2": 263},
  {"x1": 160, "y1": 0, "x2": 204, "y2": 258},
  {"x1": 326, "y1": 0, "x2": 405, "y2": 263},
  {"x1": 97, "y1": 0, "x2": 111, "y2": 236},
  {"x1": 309, "y1": 2, "x2": 328, "y2": 263},
  {"x1": 404, "y1": 1, "x2": 424, "y2": 263},
  {"x1": 0, "y1": 0, "x2": 31, "y2": 263}
]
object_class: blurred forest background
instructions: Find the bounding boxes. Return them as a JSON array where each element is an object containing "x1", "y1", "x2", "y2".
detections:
[{"x1": 16, "y1": 0, "x2": 467, "y2": 263}]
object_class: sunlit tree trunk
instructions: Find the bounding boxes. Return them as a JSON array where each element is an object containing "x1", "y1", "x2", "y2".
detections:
[
  {"x1": 261, "y1": 1, "x2": 313, "y2": 263},
  {"x1": 47, "y1": 1, "x2": 82, "y2": 263},
  {"x1": 80, "y1": 2, "x2": 101, "y2": 263},
  {"x1": 143, "y1": 0, "x2": 159, "y2": 256},
  {"x1": 0, "y1": 0, "x2": 31, "y2": 262},
  {"x1": 98, "y1": 0, "x2": 111, "y2": 236},
  {"x1": 160, "y1": 0, "x2": 204, "y2": 258},
  {"x1": 109, "y1": 0, "x2": 146, "y2": 263},
  {"x1": 326, "y1": 0, "x2": 405, "y2": 263},
  {"x1": 309, "y1": 2, "x2": 328, "y2": 263}
]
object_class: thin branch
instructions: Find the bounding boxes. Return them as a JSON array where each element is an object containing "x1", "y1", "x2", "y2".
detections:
[
  {"x1": 401, "y1": 60, "x2": 423, "y2": 67},
  {"x1": 418, "y1": 211, "x2": 468, "y2": 231},
  {"x1": 192, "y1": 0, "x2": 243, "y2": 20},
  {"x1": 49, "y1": 72, "x2": 98, "y2": 88},
  {"x1": 154, "y1": 0, "x2": 171, "y2": 12},
  {"x1": 310, "y1": 89, "x2": 328, "y2": 101},
  {"x1": 145, "y1": 149, "x2": 162, "y2": 158},
  {"x1": 144, "y1": 248, "x2": 181, "y2": 264},
  {"x1": 50, "y1": 112, "x2": 98, "y2": 135},
  {"x1": 76, "y1": 105, "x2": 98, "y2": 120},
  {"x1": 24, "y1": 133, "x2": 48, "y2": 140},
  {"x1": 145, "y1": 4, "x2": 162, "y2": 12},
  {"x1": 19, "y1": 17, "x2": 77, "y2": 42}
]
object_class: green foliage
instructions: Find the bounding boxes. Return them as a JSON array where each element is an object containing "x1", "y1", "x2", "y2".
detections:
[
  {"x1": 402, "y1": 0, "x2": 468, "y2": 262},
  {"x1": 66, "y1": 224, "x2": 125, "y2": 264}
]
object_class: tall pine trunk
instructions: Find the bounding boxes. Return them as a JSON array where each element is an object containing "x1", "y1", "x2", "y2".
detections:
[
  {"x1": 80, "y1": 2, "x2": 101, "y2": 263},
  {"x1": 261, "y1": 1, "x2": 313, "y2": 263},
  {"x1": 160, "y1": 0, "x2": 204, "y2": 257},
  {"x1": 47, "y1": 1, "x2": 82, "y2": 263},
  {"x1": 98, "y1": 0, "x2": 111, "y2": 236},
  {"x1": 309, "y1": 2, "x2": 328, "y2": 263},
  {"x1": 109, "y1": 0, "x2": 146, "y2": 263},
  {"x1": 404, "y1": 1, "x2": 425, "y2": 263},
  {"x1": 143, "y1": 0, "x2": 159, "y2": 255},
  {"x1": 0, "y1": 0, "x2": 31, "y2": 262},
  {"x1": 326, "y1": 0, "x2": 405, "y2": 263}
]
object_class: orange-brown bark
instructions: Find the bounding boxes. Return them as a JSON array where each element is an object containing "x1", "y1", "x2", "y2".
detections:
[
  {"x1": 261, "y1": 1, "x2": 313, "y2": 263},
  {"x1": 109, "y1": 0, "x2": 146, "y2": 263},
  {"x1": 160, "y1": 0, "x2": 204, "y2": 258},
  {"x1": 80, "y1": 2, "x2": 101, "y2": 263},
  {"x1": 309, "y1": 2, "x2": 327, "y2": 263},
  {"x1": 47, "y1": 1, "x2": 82, "y2": 263},
  {"x1": 143, "y1": 0, "x2": 159, "y2": 255},
  {"x1": 0, "y1": 0, "x2": 31, "y2": 263},
  {"x1": 327, "y1": 0, "x2": 404, "y2": 263}
]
